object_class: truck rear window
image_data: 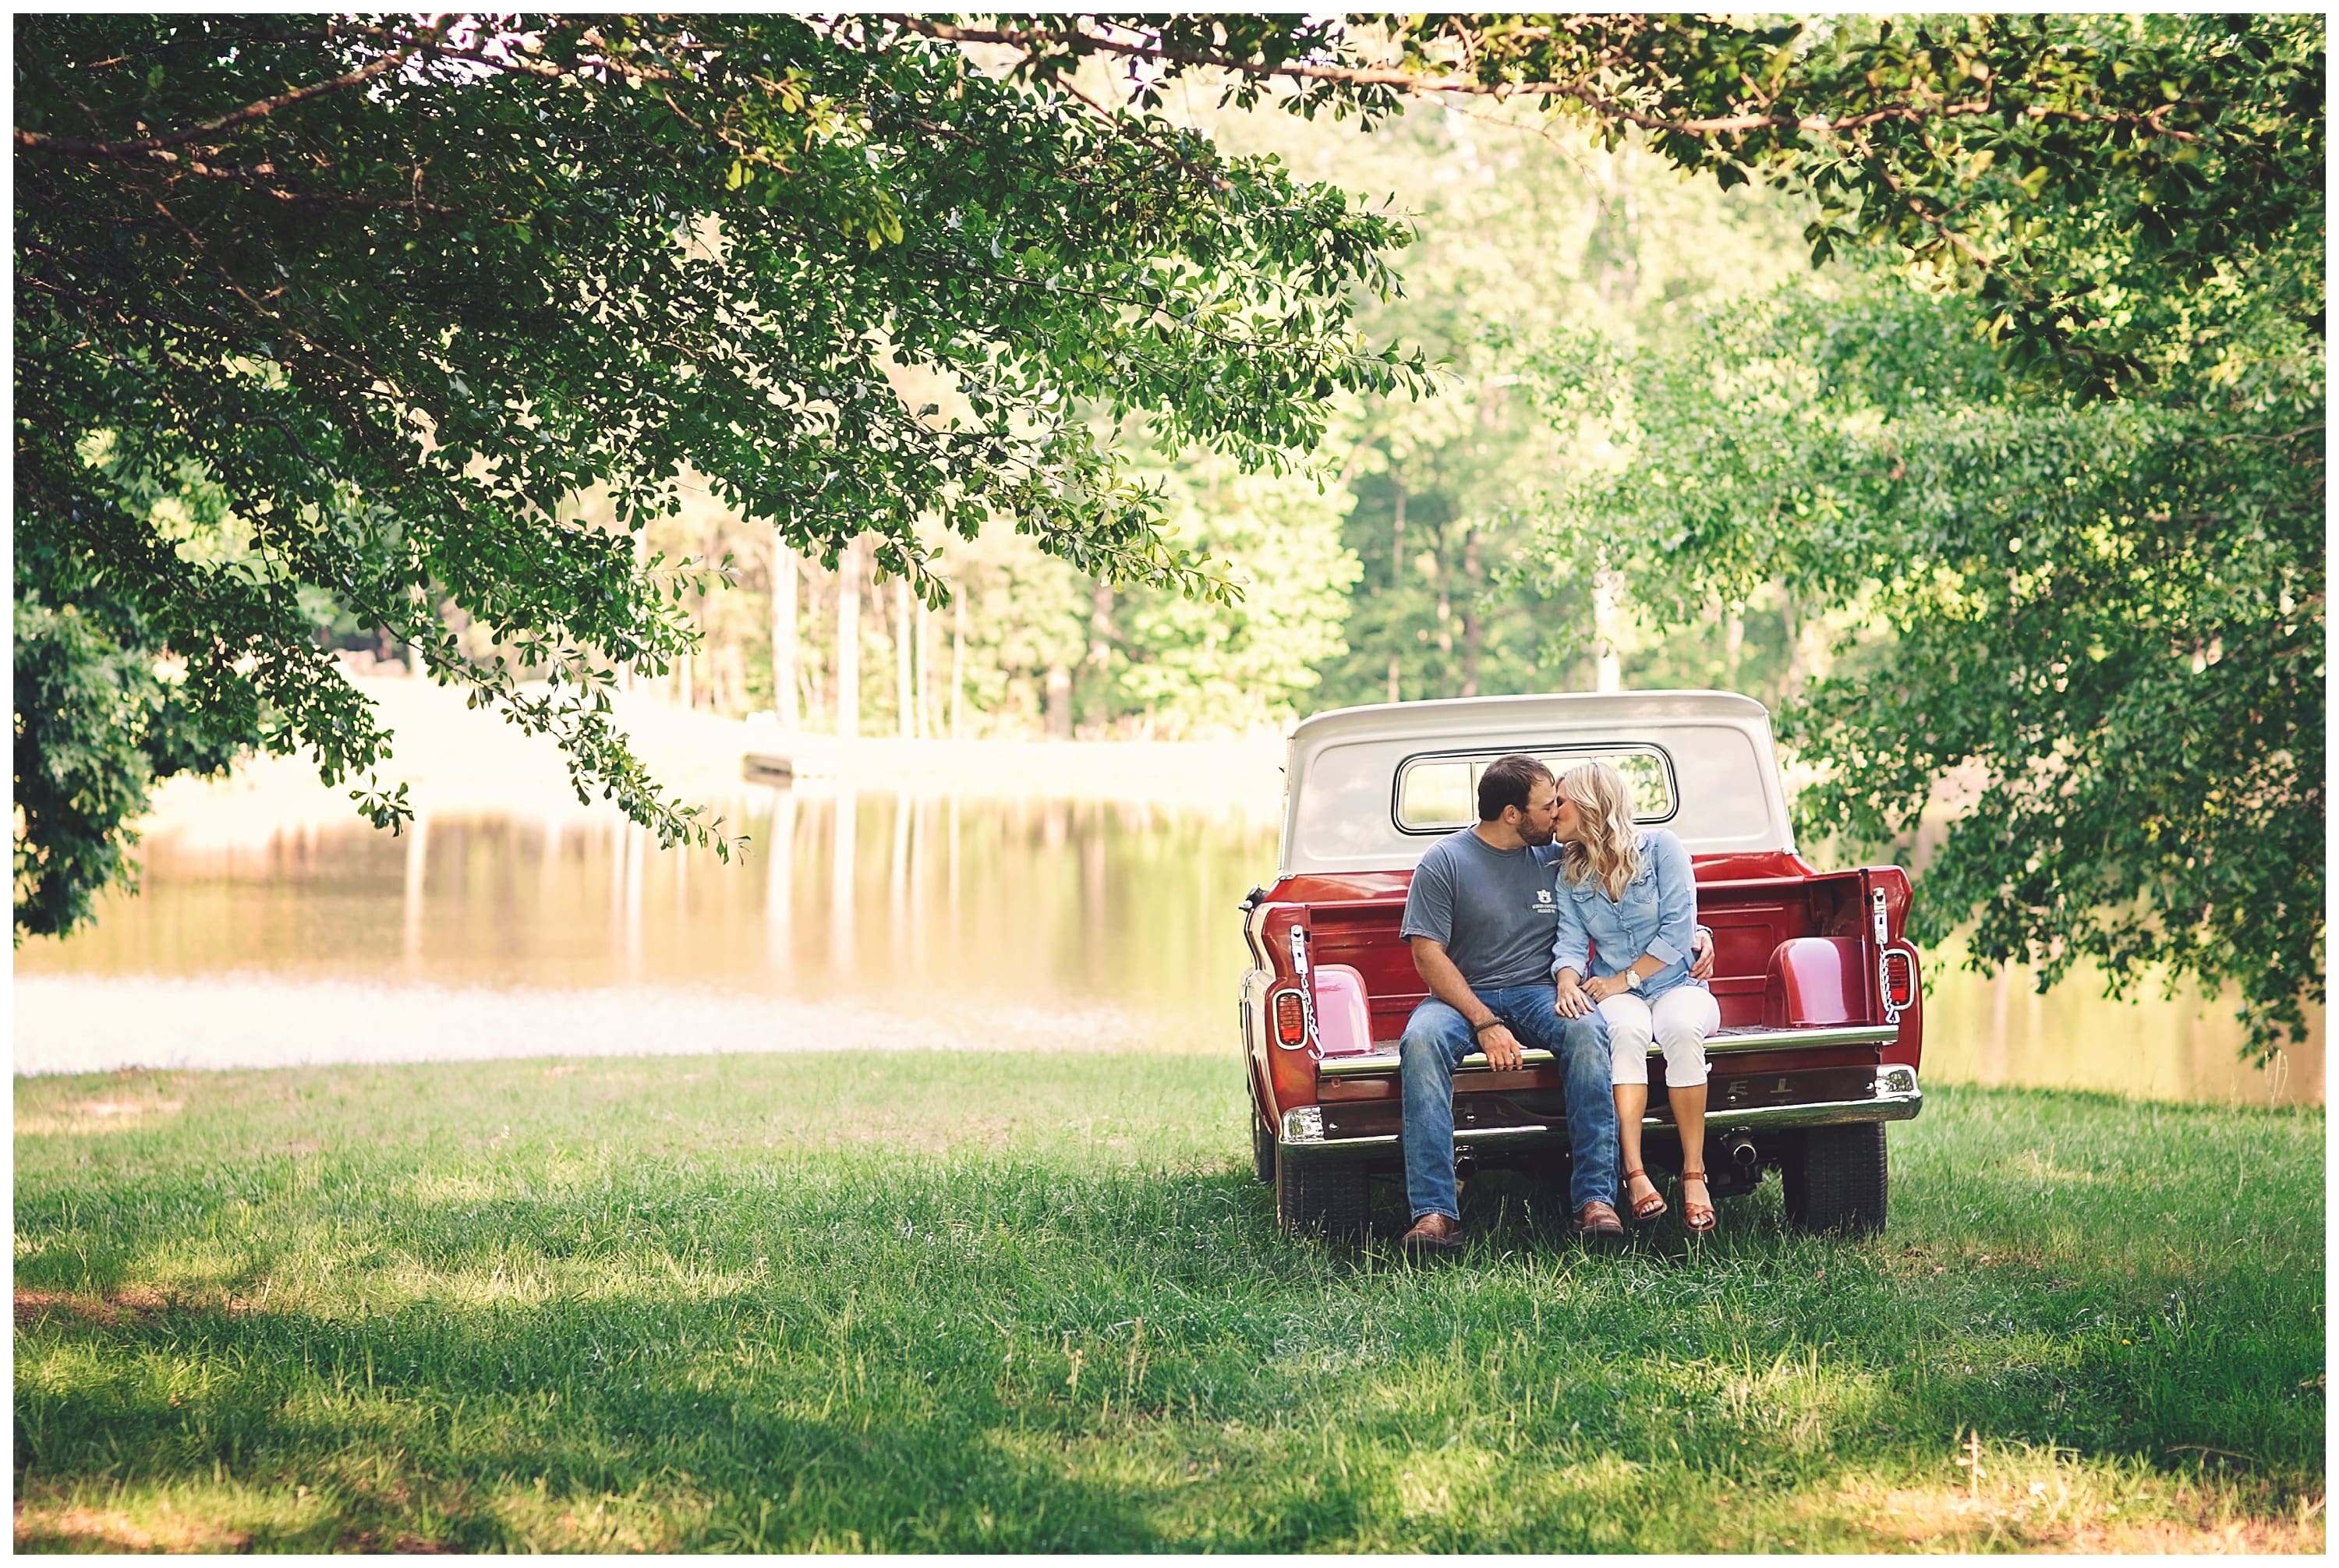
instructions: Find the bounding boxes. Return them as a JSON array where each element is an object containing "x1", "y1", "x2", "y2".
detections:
[{"x1": 1394, "y1": 746, "x2": 1678, "y2": 834}]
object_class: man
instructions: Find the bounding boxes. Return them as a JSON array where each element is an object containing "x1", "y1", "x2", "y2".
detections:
[{"x1": 1395, "y1": 753, "x2": 1709, "y2": 1252}]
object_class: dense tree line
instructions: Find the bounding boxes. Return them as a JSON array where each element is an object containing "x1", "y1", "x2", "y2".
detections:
[{"x1": 534, "y1": 437, "x2": 1356, "y2": 742}]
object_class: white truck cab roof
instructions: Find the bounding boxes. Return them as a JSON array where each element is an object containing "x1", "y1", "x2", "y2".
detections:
[{"x1": 1281, "y1": 690, "x2": 1796, "y2": 877}]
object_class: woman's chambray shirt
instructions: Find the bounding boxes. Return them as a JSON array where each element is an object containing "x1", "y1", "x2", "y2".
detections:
[{"x1": 1549, "y1": 826, "x2": 1704, "y2": 1000}]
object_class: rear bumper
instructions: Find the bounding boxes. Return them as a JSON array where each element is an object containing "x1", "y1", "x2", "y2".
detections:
[{"x1": 1278, "y1": 1064, "x2": 1923, "y2": 1163}]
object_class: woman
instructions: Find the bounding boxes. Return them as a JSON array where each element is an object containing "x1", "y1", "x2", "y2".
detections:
[{"x1": 1549, "y1": 759, "x2": 1723, "y2": 1232}]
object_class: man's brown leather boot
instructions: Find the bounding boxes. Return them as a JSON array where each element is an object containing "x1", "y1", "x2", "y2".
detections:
[
  {"x1": 1574, "y1": 1199, "x2": 1627, "y2": 1250},
  {"x1": 1400, "y1": 1212, "x2": 1464, "y2": 1251}
]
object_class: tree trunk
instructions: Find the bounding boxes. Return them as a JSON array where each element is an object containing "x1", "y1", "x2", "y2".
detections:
[
  {"x1": 1460, "y1": 526, "x2": 1483, "y2": 699},
  {"x1": 1780, "y1": 579, "x2": 1824, "y2": 695},
  {"x1": 1434, "y1": 533, "x2": 1453, "y2": 688},
  {"x1": 1390, "y1": 480, "x2": 1407, "y2": 590},
  {"x1": 799, "y1": 614, "x2": 823, "y2": 731},
  {"x1": 835, "y1": 538, "x2": 862, "y2": 740},
  {"x1": 1600, "y1": 146, "x2": 1641, "y2": 313},
  {"x1": 895, "y1": 575, "x2": 915, "y2": 739},
  {"x1": 915, "y1": 590, "x2": 933, "y2": 740},
  {"x1": 1386, "y1": 654, "x2": 1400, "y2": 705},
  {"x1": 771, "y1": 538, "x2": 800, "y2": 728},
  {"x1": 950, "y1": 586, "x2": 966, "y2": 740},
  {"x1": 1796, "y1": 598, "x2": 1833, "y2": 687},
  {"x1": 1619, "y1": 156, "x2": 1640, "y2": 305},
  {"x1": 1593, "y1": 557, "x2": 1626, "y2": 693},
  {"x1": 1723, "y1": 603, "x2": 1745, "y2": 690},
  {"x1": 1086, "y1": 578, "x2": 1114, "y2": 731},
  {"x1": 1045, "y1": 664, "x2": 1073, "y2": 739}
]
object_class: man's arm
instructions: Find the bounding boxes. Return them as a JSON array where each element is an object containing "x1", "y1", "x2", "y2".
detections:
[{"x1": 1410, "y1": 936, "x2": 1523, "y2": 1071}]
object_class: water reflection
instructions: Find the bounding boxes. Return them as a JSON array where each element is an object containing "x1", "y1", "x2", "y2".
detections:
[
  {"x1": 21, "y1": 790, "x2": 1278, "y2": 1042},
  {"x1": 1919, "y1": 936, "x2": 2320, "y2": 1108},
  {"x1": 14, "y1": 789, "x2": 2321, "y2": 1104},
  {"x1": 832, "y1": 791, "x2": 856, "y2": 978}
]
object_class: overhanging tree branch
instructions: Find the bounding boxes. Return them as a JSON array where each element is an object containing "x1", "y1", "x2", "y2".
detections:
[
  {"x1": 14, "y1": 34, "x2": 437, "y2": 158},
  {"x1": 888, "y1": 16, "x2": 2206, "y2": 144}
]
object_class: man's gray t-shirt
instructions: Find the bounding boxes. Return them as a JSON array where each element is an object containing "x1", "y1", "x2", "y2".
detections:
[{"x1": 1398, "y1": 830, "x2": 1562, "y2": 990}]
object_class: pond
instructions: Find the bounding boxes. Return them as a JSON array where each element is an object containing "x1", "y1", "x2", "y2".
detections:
[{"x1": 15, "y1": 790, "x2": 2320, "y2": 1106}]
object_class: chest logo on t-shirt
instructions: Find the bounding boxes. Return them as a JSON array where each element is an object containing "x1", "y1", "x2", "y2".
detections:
[{"x1": 1534, "y1": 888, "x2": 1555, "y2": 910}]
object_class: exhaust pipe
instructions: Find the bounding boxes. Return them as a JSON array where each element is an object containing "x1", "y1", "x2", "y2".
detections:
[{"x1": 1729, "y1": 1137, "x2": 1759, "y2": 1168}]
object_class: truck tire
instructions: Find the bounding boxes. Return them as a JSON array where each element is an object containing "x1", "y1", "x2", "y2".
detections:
[
  {"x1": 1275, "y1": 1147, "x2": 1369, "y2": 1240},
  {"x1": 1784, "y1": 1122, "x2": 1888, "y2": 1236},
  {"x1": 1251, "y1": 1103, "x2": 1276, "y2": 1185}
]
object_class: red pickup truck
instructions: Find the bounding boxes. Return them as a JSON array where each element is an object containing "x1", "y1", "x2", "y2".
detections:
[{"x1": 1242, "y1": 692, "x2": 1923, "y2": 1240}]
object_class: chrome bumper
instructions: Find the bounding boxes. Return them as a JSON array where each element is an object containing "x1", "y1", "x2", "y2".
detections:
[{"x1": 1278, "y1": 1064, "x2": 1923, "y2": 1163}]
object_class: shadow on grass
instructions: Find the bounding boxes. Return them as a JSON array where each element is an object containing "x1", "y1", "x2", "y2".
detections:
[
  {"x1": 14, "y1": 1083, "x2": 2325, "y2": 1551},
  {"x1": 16, "y1": 1282, "x2": 1389, "y2": 1552}
]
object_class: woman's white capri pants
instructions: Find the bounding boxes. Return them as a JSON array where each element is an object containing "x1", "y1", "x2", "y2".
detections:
[{"x1": 1601, "y1": 985, "x2": 1721, "y2": 1088}]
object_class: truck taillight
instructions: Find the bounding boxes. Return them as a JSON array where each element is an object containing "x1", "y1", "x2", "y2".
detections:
[
  {"x1": 1272, "y1": 990, "x2": 1309, "y2": 1048},
  {"x1": 1883, "y1": 950, "x2": 1915, "y2": 1010}
]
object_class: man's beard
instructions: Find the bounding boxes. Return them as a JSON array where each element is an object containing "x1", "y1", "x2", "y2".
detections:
[{"x1": 1520, "y1": 823, "x2": 1557, "y2": 846}]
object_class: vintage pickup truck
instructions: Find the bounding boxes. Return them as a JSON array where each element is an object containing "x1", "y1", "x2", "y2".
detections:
[{"x1": 1240, "y1": 691, "x2": 1923, "y2": 1240}]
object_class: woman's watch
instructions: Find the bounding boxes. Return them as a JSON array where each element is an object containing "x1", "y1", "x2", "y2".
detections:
[{"x1": 1625, "y1": 968, "x2": 1645, "y2": 992}]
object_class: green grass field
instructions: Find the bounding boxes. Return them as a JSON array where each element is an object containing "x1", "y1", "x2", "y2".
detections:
[{"x1": 13, "y1": 1053, "x2": 2325, "y2": 1552}]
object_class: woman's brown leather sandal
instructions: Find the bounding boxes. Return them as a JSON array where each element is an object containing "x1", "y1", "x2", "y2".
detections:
[
  {"x1": 1679, "y1": 1168, "x2": 1717, "y2": 1234},
  {"x1": 1622, "y1": 1165, "x2": 1668, "y2": 1223}
]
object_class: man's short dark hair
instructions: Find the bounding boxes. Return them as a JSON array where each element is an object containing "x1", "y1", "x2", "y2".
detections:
[{"x1": 1478, "y1": 754, "x2": 1554, "y2": 822}]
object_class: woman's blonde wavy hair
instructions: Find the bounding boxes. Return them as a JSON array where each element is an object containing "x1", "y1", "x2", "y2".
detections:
[{"x1": 1558, "y1": 759, "x2": 1642, "y2": 901}]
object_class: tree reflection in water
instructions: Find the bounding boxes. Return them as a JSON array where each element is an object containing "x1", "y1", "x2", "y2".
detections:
[{"x1": 16, "y1": 789, "x2": 2320, "y2": 1103}]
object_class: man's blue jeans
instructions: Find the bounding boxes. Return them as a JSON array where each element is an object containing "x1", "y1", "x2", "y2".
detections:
[{"x1": 1400, "y1": 986, "x2": 1619, "y2": 1221}]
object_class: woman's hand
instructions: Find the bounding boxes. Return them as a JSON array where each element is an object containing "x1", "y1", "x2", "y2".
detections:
[
  {"x1": 1553, "y1": 975, "x2": 1594, "y2": 1018},
  {"x1": 1584, "y1": 973, "x2": 1625, "y2": 1003}
]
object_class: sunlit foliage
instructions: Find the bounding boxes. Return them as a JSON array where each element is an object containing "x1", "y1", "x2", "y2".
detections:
[
  {"x1": 12, "y1": 14, "x2": 1421, "y2": 936},
  {"x1": 1533, "y1": 275, "x2": 2322, "y2": 1055}
]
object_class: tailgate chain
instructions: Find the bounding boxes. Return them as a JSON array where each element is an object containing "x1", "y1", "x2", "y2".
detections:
[
  {"x1": 1288, "y1": 925, "x2": 1321, "y2": 1057},
  {"x1": 1870, "y1": 887, "x2": 1901, "y2": 1025}
]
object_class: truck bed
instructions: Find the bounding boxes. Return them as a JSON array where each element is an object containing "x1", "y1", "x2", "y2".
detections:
[
  {"x1": 1247, "y1": 852, "x2": 1923, "y2": 1164},
  {"x1": 1293, "y1": 853, "x2": 1903, "y2": 1041}
]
